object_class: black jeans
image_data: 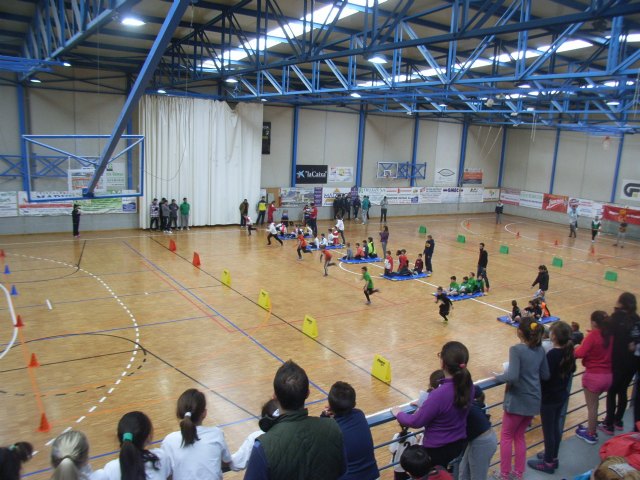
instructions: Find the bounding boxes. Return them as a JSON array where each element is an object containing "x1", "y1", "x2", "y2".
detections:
[
  {"x1": 540, "y1": 401, "x2": 564, "y2": 461},
  {"x1": 426, "y1": 438, "x2": 467, "y2": 468},
  {"x1": 425, "y1": 254, "x2": 433, "y2": 272},
  {"x1": 381, "y1": 208, "x2": 387, "y2": 223},
  {"x1": 240, "y1": 213, "x2": 246, "y2": 226},
  {"x1": 477, "y1": 266, "x2": 490, "y2": 289},
  {"x1": 150, "y1": 217, "x2": 159, "y2": 230},
  {"x1": 605, "y1": 365, "x2": 636, "y2": 426},
  {"x1": 256, "y1": 211, "x2": 265, "y2": 224}
]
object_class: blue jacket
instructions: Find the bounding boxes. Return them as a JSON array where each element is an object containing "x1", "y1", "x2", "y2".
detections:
[{"x1": 334, "y1": 409, "x2": 379, "y2": 480}]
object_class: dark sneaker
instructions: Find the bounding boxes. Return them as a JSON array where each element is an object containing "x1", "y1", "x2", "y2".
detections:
[
  {"x1": 615, "y1": 421, "x2": 624, "y2": 431},
  {"x1": 597, "y1": 422, "x2": 614, "y2": 436},
  {"x1": 527, "y1": 459, "x2": 555, "y2": 474}
]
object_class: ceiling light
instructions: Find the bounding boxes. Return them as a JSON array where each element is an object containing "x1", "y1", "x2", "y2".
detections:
[
  {"x1": 30, "y1": 78, "x2": 41, "y2": 83},
  {"x1": 157, "y1": 89, "x2": 166, "y2": 94},
  {"x1": 261, "y1": 98, "x2": 267, "y2": 102},
  {"x1": 606, "y1": 100, "x2": 620, "y2": 106},
  {"x1": 517, "y1": 83, "x2": 531, "y2": 89},
  {"x1": 526, "y1": 107, "x2": 535, "y2": 111},
  {"x1": 225, "y1": 77, "x2": 238, "y2": 84},
  {"x1": 122, "y1": 17, "x2": 145, "y2": 27},
  {"x1": 350, "y1": 92, "x2": 361, "y2": 98},
  {"x1": 438, "y1": 103, "x2": 447, "y2": 108},
  {"x1": 62, "y1": 61, "x2": 71, "y2": 67},
  {"x1": 367, "y1": 53, "x2": 387, "y2": 64}
]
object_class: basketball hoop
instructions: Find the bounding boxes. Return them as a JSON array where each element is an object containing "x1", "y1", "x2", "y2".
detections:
[{"x1": 602, "y1": 136, "x2": 611, "y2": 151}]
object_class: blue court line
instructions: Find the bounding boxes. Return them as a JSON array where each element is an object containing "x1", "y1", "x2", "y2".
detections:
[
  {"x1": 0, "y1": 315, "x2": 215, "y2": 348},
  {"x1": 122, "y1": 241, "x2": 329, "y2": 397},
  {"x1": 0, "y1": 285, "x2": 220, "y2": 312}
]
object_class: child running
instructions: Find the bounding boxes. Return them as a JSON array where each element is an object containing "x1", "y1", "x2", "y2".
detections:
[
  {"x1": 434, "y1": 287, "x2": 453, "y2": 323},
  {"x1": 319, "y1": 245, "x2": 336, "y2": 276},
  {"x1": 266, "y1": 222, "x2": 283, "y2": 246},
  {"x1": 296, "y1": 231, "x2": 312, "y2": 260},
  {"x1": 362, "y1": 266, "x2": 380, "y2": 304}
]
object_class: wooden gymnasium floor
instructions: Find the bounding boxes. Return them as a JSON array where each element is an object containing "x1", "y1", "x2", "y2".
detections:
[{"x1": 0, "y1": 212, "x2": 637, "y2": 479}]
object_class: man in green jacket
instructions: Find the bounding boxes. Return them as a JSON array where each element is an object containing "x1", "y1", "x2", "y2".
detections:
[{"x1": 243, "y1": 360, "x2": 346, "y2": 480}]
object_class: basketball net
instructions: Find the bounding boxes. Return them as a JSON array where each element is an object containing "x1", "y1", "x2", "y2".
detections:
[{"x1": 602, "y1": 136, "x2": 611, "y2": 151}]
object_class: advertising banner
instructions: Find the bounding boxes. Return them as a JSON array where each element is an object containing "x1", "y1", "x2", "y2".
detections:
[
  {"x1": 328, "y1": 166, "x2": 353, "y2": 183},
  {"x1": 620, "y1": 179, "x2": 640, "y2": 203},
  {"x1": 462, "y1": 168, "x2": 483, "y2": 185},
  {"x1": 567, "y1": 198, "x2": 603, "y2": 219},
  {"x1": 295, "y1": 165, "x2": 328, "y2": 184},
  {"x1": 519, "y1": 191, "x2": 544, "y2": 209},
  {"x1": 18, "y1": 191, "x2": 136, "y2": 215},
  {"x1": 0, "y1": 192, "x2": 18, "y2": 217},
  {"x1": 357, "y1": 187, "x2": 423, "y2": 205},
  {"x1": 461, "y1": 187, "x2": 484, "y2": 203},
  {"x1": 434, "y1": 168, "x2": 458, "y2": 187},
  {"x1": 542, "y1": 194, "x2": 569, "y2": 212},
  {"x1": 483, "y1": 188, "x2": 500, "y2": 202},
  {"x1": 420, "y1": 187, "x2": 443, "y2": 203},
  {"x1": 280, "y1": 187, "x2": 315, "y2": 206},
  {"x1": 602, "y1": 205, "x2": 640, "y2": 226},
  {"x1": 440, "y1": 187, "x2": 463, "y2": 203},
  {"x1": 321, "y1": 187, "x2": 352, "y2": 207},
  {"x1": 500, "y1": 188, "x2": 521, "y2": 206}
]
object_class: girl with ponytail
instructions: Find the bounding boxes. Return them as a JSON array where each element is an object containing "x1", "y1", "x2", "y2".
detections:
[
  {"x1": 51, "y1": 431, "x2": 91, "y2": 480},
  {"x1": 391, "y1": 341, "x2": 473, "y2": 468},
  {"x1": 93, "y1": 411, "x2": 170, "y2": 480},
  {"x1": 494, "y1": 317, "x2": 549, "y2": 480},
  {"x1": 161, "y1": 389, "x2": 231, "y2": 479},
  {"x1": 527, "y1": 321, "x2": 575, "y2": 474}
]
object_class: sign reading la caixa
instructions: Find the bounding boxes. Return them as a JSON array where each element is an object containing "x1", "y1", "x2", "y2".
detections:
[{"x1": 295, "y1": 165, "x2": 328, "y2": 184}]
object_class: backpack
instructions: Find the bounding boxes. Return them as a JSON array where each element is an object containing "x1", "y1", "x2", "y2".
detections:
[{"x1": 599, "y1": 425, "x2": 640, "y2": 470}]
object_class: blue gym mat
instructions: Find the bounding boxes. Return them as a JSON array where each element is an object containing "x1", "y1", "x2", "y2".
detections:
[
  {"x1": 432, "y1": 291, "x2": 484, "y2": 301},
  {"x1": 497, "y1": 315, "x2": 559, "y2": 328},
  {"x1": 341, "y1": 257, "x2": 382, "y2": 263},
  {"x1": 382, "y1": 272, "x2": 429, "y2": 281},
  {"x1": 306, "y1": 244, "x2": 344, "y2": 251},
  {"x1": 277, "y1": 234, "x2": 312, "y2": 240}
]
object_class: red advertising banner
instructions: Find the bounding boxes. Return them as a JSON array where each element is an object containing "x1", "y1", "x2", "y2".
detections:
[
  {"x1": 542, "y1": 194, "x2": 569, "y2": 212},
  {"x1": 602, "y1": 205, "x2": 640, "y2": 226}
]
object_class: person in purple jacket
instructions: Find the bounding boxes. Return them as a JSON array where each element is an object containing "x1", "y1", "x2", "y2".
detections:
[{"x1": 391, "y1": 341, "x2": 473, "y2": 468}]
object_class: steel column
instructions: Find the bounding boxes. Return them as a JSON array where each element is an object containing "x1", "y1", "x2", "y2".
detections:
[
  {"x1": 549, "y1": 128, "x2": 562, "y2": 194},
  {"x1": 290, "y1": 105, "x2": 300, "y2": 187},
  {"x1": 610, "y1": 134, "x2": 624, "y2": 203},
  {"x1": 410, "y1": 114, "x2": 419, "y2": 187},
  {"x1": 86, "y1": 0, "x2": 190, "y2": 195},
  {"x1": 497, "y1": 126, "x2": 507, "y2": 188},
  {"x1": 355, "y1": 104, "x2": 366, "y2": 188},
  {"x1": 457, "y1": 121, "x2": 469, "y2": 187},
  {"x1": 17, "y1": 83, "x2": 29, "y2": 191}
]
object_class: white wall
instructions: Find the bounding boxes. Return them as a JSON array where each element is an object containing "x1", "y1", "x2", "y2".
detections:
[
  {"x1": 466, "y1": 125, "x2": 503, "y2": 187},
  {"x1": 261, "y1": 105, "x2": 293, "y2": 187}
]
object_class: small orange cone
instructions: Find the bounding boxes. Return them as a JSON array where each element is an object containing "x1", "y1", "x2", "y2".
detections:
[
  {"x1": 554, "y1": 239, "x2": 559, "y2": 246},
  {"x1": 169, "y1": 239, "x2": 176, "y2": 252},
  {"x1": 192, "y1": 252, "x2": 201, "y2": 267},
  {"x1": 516, "y1": 232, "x2": 520, "y2": 239},
  {"x1": 37, "y1": 413, "x2": 51, "y2": 432},
  {"x1": 0, "y1": 249, "x2": 4, "y2": 258},
  {"x1": 590, "y1": 245, "x2": 595, "y2": 255},
  {"x1": 465, "y1": 221, "x2": 470, "y2": 228},
  {"x1": 28, "y1": 353, "x2": 40, "y2": 368},
  {"x1": 15, "y1": 315, "x2": 24, "y2": 328}
]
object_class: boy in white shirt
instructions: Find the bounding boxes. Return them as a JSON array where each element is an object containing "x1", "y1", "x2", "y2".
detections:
[{"x1": 266, "y1": 222, "x2": 283, "y2": 245}]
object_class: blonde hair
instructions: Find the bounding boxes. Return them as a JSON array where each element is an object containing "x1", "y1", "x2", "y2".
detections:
[
  {"x1": 50, "y1": 431, "x2": 89, "y2": 480},
  {"x1": 593, "y1": 456, "x2": 640, "y2": 480}
]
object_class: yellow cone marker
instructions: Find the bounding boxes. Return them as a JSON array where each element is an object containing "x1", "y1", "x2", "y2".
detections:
[
  {"x1": 258, "y1": 289, "x2": 271, "y2": 311},
  {"x1": 221, "y1": 269, "x2": 231, "y2": 287},
  {"x1": 371, "y1": 354, "x2": 392, "y2": 383},
  {"x1": 302, "y1": 314, "x2": 318, "y2": 338}
]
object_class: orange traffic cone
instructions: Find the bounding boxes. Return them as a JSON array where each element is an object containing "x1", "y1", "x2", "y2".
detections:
[
  {"x1": 169, "y1": 239, "x2": 176, "y2": 252},
  {"x1": 465, "y1": 221, "x2": 470, "y2": 228},
  {"x1": 590, "y1": 245, "x2": 595, "y2": 255},
  {"x1": 28, "y1": 353, "x2": 40, "y2": 368},
  {"x1": 554, "y1": 239, "x2": 559, "y2": 246},
  {"x1": 0, "y1": 249, "x2": 4, "y2": 258},
  {"x1": 516, "y1": 232, "x2": 521, "y2": 239},
  {"x1": 15, "y1": 315, "x2": 24, "y2": 328},
  {"x1": 192, "y1": 252, "x2": 201, "y2": 267},
  {"x1": 37, "y1": 413, "x2": 51, "y2": 432}
]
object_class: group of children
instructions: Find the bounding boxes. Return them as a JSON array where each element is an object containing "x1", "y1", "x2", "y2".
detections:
[
  {"x1": 445, "y1": 272, "x2": 486, "y2": 297},
  {"x1": 384, "y1": 250, "x2": 425, "y2": 277},
  {"x1": 342, "y1": 237, "x2": 378, "y2": 260}
]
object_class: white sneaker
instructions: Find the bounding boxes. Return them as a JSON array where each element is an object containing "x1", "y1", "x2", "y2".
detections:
[{"x1": 187, "y1": 227, "x2": 190, "y2": 230}]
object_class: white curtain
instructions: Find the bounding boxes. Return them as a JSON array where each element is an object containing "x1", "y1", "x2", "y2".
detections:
[{"x1": 138, "y1": 96, "x2": 263, "y2": 227}]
